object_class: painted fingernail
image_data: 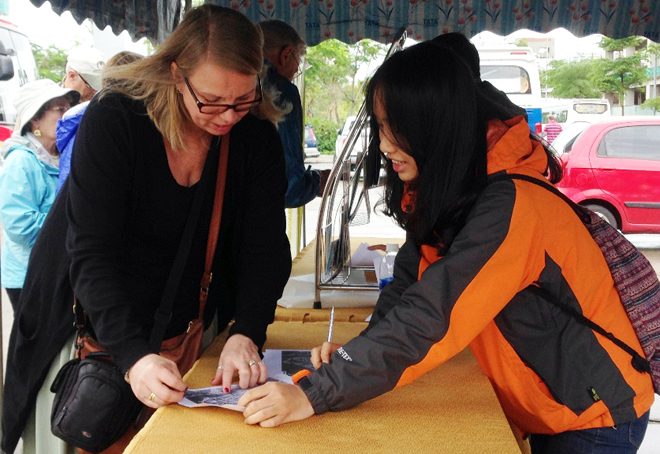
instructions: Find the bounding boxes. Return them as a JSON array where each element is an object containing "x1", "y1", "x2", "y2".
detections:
[{"x1": 224, "y1": 387, "x2": 230, "y2": 393}]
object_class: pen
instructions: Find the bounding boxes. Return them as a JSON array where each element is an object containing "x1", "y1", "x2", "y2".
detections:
[{"x1": 327, "y1": 306, "x2": 335, "y2": 343}]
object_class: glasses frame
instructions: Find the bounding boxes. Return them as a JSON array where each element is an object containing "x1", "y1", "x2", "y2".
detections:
[
  {"x1": 183, "y1": 76, "x2": 263, "y2": 114},
  {"x1": 77, "y1": 72, "x2": 93, "y2": 90}
]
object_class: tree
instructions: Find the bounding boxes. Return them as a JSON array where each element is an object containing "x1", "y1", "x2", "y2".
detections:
[
  {"x1": 303, "y1": 39, "x2": 386, "y2": 153},
  {"x1": 591, "y1": 37, "x2": 648, "y2": 115},
  {"x1": 598, "y1": 36, "x2": 645, "y2": 53},
  {"x1": 543, "y1": 59, "x2": 602, "y2": 98},
  {"x1": 643, "y1": 42, "x2": 660, "y2": 101},
  {"x1": 640, "y1": 96, "x2": 660, "y2": 115},
  {"x1": 31, "y1": 43, "x2": 67, "y2": 83}
]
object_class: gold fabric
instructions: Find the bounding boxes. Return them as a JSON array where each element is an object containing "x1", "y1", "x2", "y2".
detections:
[
  {"x1": 125, "y1": 314, "x2": 521, "y2": 453},
  {"x1": 124, "y1": 239, "x2": 523, "y2": 454}
]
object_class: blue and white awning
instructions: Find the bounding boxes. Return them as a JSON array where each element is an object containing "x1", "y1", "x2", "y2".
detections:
[{"x1": 32, "y1": 0, "x2": 660, "y2": 45}]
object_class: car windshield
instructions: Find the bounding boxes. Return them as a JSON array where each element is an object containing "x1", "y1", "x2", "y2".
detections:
[{"x1": 552, "y1": 121, "x2": 591, "y2": 154}]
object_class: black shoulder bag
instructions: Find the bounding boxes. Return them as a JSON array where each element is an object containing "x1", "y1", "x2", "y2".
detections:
[{"x1": 50, "y1": 136, "x2": 224, "y2": 453}]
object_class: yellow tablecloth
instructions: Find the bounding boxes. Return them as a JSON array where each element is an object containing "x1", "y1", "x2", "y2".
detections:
[
  {"x1": 125, "y1": 312, "x2": 522, "y2": 454},
  {"x1": 124, "y1": 238, "x2": 524, "y2": 453}
]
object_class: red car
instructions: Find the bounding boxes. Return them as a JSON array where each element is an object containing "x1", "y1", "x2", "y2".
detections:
[{"x1": 554, "y1": 117, "x2": 660, "y2": 233}]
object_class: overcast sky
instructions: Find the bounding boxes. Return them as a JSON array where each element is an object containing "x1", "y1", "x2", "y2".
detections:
[{"x1": 4, "y1": 0, "x2": 148, "y2": 57}]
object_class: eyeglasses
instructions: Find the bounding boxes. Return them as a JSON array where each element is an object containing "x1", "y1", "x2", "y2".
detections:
[
  {"x1": 183, "y1": 76, "x2": 262, "y2": 114},
  {"x1": 77, "y1": 72, "x2": 93, "y2": 90}
]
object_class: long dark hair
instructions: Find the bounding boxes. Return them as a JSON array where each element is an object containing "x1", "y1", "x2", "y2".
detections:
[{"x1": 364, "y1": 41, "x2": 562, "y2": 251}]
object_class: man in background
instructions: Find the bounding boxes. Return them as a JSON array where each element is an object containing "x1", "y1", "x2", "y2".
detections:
[
  {"x1": 544, "y1": 115, "x2": 563, "y2": 144},
  {"x1": 259, "y1": 20, "x2": 329, "y2": 208},
  {"x1": 61, "y1": 46, "x2": 106, "y2": 103}
]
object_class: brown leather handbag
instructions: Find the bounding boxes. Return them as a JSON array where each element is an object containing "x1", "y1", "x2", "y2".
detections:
[{"x1": 53, "y1": 134, "x2": 230, "y2": 454}]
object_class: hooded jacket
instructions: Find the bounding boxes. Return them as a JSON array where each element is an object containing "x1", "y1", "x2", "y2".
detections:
[
  {"x1": 56, "y1": 101, "x2": 89, "y2": 192},
  {"x1": 299, "y1": 116, "x2": 654, "y2": 435},
  {"x1": 0, "y1": 134, "x2": 59, "y2": 288}
]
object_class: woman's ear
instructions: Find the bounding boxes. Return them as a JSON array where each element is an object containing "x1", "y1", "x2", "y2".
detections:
[
  {"x1": 170, "y1": 61, "x2": 181, "y2": 82},
  {"x1": 29, "y1": 118, "x2": 39, "y2": 133}
]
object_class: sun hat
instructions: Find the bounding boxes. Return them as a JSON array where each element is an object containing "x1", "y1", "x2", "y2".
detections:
[
  {"x1": 13, "y1": 79, "x2": 80, "y2": 135},
  {"x1": 66, "y1": 46, "x2": 106, "y2": 92}
]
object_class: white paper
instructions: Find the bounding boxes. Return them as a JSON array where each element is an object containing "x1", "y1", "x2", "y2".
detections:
[
  {"x1": 178, "y1": 384, "x2": 248, "y2": 411},
  {"x1": 351, "y1": 242, "x2": 384, "y2": 266},
  {"x1": 178, "y1": 350, "x2": 314, "y2": 411}
]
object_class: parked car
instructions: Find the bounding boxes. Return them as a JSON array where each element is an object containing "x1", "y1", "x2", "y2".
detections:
[
  {"x1": 554, "y1": 117, "x2": 660, "y2": 233},
  {"x1": 334, "y1": 115, "x2": 370, "y2": 167},
  {"x1": 304, "y1": 124, "x2": 320, "y2": 158}
]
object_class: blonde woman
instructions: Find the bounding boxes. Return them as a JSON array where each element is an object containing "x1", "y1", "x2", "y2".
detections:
[{"x1": 2, "y1": 5, "x2": 291, "y2": 454}]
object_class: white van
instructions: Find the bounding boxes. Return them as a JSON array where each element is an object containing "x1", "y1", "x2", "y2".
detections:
[
  {"x1": 541, "y1": 98, "x2": 611, "y2": 128},
  {"x1": 477, "y1": 46, "x2": 542, "y2": 109},
  {"x1": 0, "y1": 18, "x2": 38, "y2": 138}
]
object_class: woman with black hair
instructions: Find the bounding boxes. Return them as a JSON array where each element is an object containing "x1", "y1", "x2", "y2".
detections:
[{"x1": 238, "y1": 41, "x2": 653, "y2": 453}]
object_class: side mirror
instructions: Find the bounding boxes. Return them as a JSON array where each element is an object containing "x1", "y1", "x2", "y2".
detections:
[{"x1": 0, "y1": 41, "x2": 15, "y2": 82}]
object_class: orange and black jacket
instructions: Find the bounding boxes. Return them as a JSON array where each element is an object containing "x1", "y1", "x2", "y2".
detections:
[{"x1": 298, "y1": 116, "x2": 654, "y2": 435}]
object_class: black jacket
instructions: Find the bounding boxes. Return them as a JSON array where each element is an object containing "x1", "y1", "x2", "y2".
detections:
[{"x1": 2, "y1": 94, "x2": 291, "y2": 453}]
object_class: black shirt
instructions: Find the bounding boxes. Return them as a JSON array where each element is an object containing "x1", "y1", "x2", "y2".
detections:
[{"x1": 2, "y1": 93, "x2": 291, "y2": 453}]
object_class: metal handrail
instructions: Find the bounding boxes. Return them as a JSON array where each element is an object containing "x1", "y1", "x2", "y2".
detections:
[{"x1": 313, "y1": 28, "x2": 407, "y2": 308}]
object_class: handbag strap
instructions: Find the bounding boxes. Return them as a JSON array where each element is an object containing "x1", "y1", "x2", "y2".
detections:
[
  {"x1": 149, "y1": 133, "x2": 229, "y2": 351},
  {"x1": 489, "y1": 172, "x2": 651, "y2": 374},
  {"x1": 199, "y1": 134, "x2": 230, "y2": 318},
  {"x1": 73, "y1": 138, "x2": 220, "y2": 332}
]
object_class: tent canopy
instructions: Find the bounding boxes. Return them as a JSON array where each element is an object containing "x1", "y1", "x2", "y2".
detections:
[{"x1": 33, "y1": 0, "x2": 660, "y2": 45}]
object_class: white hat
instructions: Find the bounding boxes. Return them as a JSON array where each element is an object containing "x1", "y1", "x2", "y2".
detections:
[
  {"x1": 13, "y1": 79, "x2": 80, "y2": 134},
  {"x1": 66, "y1": 47, "x2": 106, "y2": 92}
]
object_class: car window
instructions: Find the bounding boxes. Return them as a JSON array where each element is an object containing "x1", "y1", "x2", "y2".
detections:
[
  {"x1": 561, "y1": 131, "x2": 584, "y2": 154},
  {"x1": 596, "y1": 125, "x2": 660, "y2": 160},
  {"x1": 479, "y1": 65, "x2": 532, "y2": 94},
  {"x1": 552, "y1": 122, "x2": 589, "y2": 154}
]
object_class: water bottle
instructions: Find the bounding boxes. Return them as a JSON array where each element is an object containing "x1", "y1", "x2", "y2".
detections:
[{"x1": 378, "y1": 243, "x2": 399, "y2": 290}]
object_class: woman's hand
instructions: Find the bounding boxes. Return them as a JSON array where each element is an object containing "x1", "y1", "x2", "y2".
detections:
[
  {"x1": 127, "y1": 353, "x2": 188, "y2": 409},
  {"x1": 238, "y1": 382, "x2": 315, "y2": 427},
  {"x1": 311, "y1": 342, "x2": 342, "y2": 369},
  {"x1": 211, "y1": 334, "x2": 267, "y2": 392}
]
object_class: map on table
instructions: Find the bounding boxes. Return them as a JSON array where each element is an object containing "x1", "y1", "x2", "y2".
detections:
[{"x1": 178, "y1": 349, "x2": 313, "y2": 411}]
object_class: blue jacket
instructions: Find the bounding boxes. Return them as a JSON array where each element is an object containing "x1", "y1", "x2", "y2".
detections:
[
  {"x1": 264, "y1": 65, "x2": 320, "y2": 208},
  {"x1": 0, "y1": 135, "x2": 59, "y2": 288},
  {"x1": 56, "y1": 102, "x2": 88, "y2": 192}
]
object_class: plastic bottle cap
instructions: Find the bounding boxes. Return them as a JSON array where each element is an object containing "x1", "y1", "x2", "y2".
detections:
[{"x1": 386, "y1": 243, "x2": 399, "y2": 253}]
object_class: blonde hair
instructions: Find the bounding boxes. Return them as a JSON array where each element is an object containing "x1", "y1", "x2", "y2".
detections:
[
  {"x1": 102, "y1": 5, "x2": 281, "y2": 151},
  {"x1": 102, "y1": 51, "x2": 144, "y2": 88}
]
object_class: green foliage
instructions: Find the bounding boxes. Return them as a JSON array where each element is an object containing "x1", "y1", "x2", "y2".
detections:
[
  {"x1": 31, "y1": 43, "x2": 67, "y2": 83},
  {"x1": 586, "y1": 37, "x2": 649, "y2": 115},
  {"x1": 515, "y1": 39, "x2": 528, "y2": 47},
  {"x1": 643, "y1": 42, "x2": 660, "y2": 60},
  {"x1": 591, "y1": 54, "x2": 647, "y2": 115},
  {"x1": 599, "y1": 36, "x2": 645, "y2": 52},
  {"x1": 544, "y1": 59, "x2": 602, "y2": 98},
  {"x1": 309, "y1": 117, "x2": 339, "y2": 154},
  {"x1": 641, "y1": 96, "x2": 660, "y2": 114},
  {"x1": 304, "y1": 39, "x2": 385, "y2": 128}
]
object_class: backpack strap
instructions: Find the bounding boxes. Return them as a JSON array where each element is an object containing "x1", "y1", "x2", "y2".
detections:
[{"x1": 490, "y1": 172, "x2": 651, "y2": 375}]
